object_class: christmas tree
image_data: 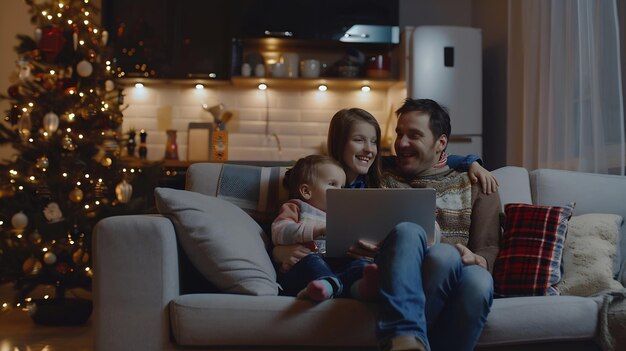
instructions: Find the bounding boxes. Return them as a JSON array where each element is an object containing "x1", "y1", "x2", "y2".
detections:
[{"x1": 0, "y1": 0, "x2": 155, "y2": 307}]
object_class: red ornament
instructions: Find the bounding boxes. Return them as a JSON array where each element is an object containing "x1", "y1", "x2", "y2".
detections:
[
  {"x1": 7, "y1": 84, "x2": 20, "y2": 98},
  {"x1": 39, "y1": 26, "x2": 67, "y2": 63}
]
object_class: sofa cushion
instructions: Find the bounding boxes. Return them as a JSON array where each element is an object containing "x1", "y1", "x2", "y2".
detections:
[
  {"x1": 168, "y1": 294, "x2": 598, "y2": 348},
  {"x1": 559, "y1": 213, "x2": 624, "y2": 296},
  {"x1": 169, "y1": 294, "x2": 377, "y2": 347},
  {"x1": 154, "y1": 187, "x2": 279, "y2": 295},
  {"x1": 478, "y1": 295, "x2": 599, "y2": 347},
  {"x1": 493, "y1": 203, "x2": 574, "y2": 297}
]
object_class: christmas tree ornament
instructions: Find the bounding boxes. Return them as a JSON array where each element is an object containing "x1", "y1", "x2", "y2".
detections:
[
  {"x1": 35, "y1": 156, "x2": 50, "y2": 169},
  {"x1": 43, "y1": 251, "x2": 57, "y2": 265},
  {"x1": 43, "y1": 112, "x2": 60, "y2": 133},
  {"x1": 11, "y1": 212, "x2": 28, "y2": 230},
  {"x1": 76, "y1": 60, "x2": 93, "y2": 77},
  {"x1": 55, "y1": 262, "x2": 69, "y2": 274},
  {"x1": 43, "y1": 202, "x2": 64, "y2": 223},
  {"x1": 39, "y1": 26, "x2": 66, "y2": 62},
  {"x1": 101, "y1": 30, "x2": 109, "y2": 46},
  {"x1": 34, "y1": 28, "x2": 42, "y2": 43},
  {"x1": 61, "y1": 134, "x2": 76, "y2": 151},
  {"x1": 104, "y1": 79, "x2": 114, "y2": 92},
  {"x1": 69, "y1": 187, "x2": 84, "y2": 202},
  {"x1": 18, "y1": 111, "x2": 32, "y2": 140},
  {"x1": 29, "y1": 230, "x2": 42, "y2": 244},
  {"x1": 101, "y1": 157, "x2": 113, "y2": 167},
  {"x1": 8, "y1": 84, "x2": 21, "y2": 98},
  {"x1": 17, "y1": 59, "x2": 32, "y2": 81},
  {"x1": 22, "y1": 257, "x2": 42, "y2": 276},
  {"x1": 73, "y1": 31, "x2": 78, "y2": 51},
  {"x1": 73, "y1": 248, "x2": 89, "y2": 264},
  {"x1": 115, "y1": 180, "x2": 133, "y2": 204}
]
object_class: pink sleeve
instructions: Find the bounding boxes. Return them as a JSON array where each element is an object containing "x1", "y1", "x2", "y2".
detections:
[{"x1": 271, "y1": 202, "x2": 315, "y2": 245}]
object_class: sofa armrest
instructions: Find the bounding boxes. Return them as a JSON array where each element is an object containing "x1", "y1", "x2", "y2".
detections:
[{"x1": 93, "y1": 215, "x2": 180, "y2": 351}]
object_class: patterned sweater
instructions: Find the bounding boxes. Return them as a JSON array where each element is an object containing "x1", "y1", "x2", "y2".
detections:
[
  {"x1": 271, "y1": 199, "x2": 326, "y2": 245},
  {"x1": 382, "y1": 167, "x2": 502, "y2": 272}
]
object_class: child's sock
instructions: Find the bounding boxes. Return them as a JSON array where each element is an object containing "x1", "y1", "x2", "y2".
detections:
[
  {"x1": 350, "y1": 263, "x2": 380, "y2": 301},
  {"x1": 297, "y1": 277, "x2": 340, "y2": 302}
]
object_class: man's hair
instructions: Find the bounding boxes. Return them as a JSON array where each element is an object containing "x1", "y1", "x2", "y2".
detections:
[
  {"x1": 327, "y1": 108, "x2": 382, "y2": 187},
  {"x1": 395, "y1": 98, "x2": 452, "y2": 140},
  {"x1": 283, "y1": 154, "x2": 343, "y2": 200}
]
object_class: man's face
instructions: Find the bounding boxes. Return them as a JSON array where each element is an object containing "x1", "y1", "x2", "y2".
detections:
[{"x1": 394, "y1": 111, "x2": 447, "y2": 177}]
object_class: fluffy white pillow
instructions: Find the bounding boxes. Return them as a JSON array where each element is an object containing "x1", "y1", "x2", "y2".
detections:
[
  {"x1": 559, "y1": 213, "x2": 624, "y2": 296},
  {"x1": 155, "y1": 187, "x2": 278, "y2": 296}
]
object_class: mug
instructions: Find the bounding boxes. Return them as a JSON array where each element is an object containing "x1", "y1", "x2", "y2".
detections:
[
  {"x1": 280, "y1": 52, "x2": 299, "y2": 78},
  {"x1": 301, "y1": 59, "x2": 321, "y2": 78},
  {"x1": 269, "y1": 62, "x2": 287, "y2": 78}
]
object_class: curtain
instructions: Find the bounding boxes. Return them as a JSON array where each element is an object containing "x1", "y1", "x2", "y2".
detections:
[{"x1": 507, "y1": 0, "x2": 625, "y2": 175}]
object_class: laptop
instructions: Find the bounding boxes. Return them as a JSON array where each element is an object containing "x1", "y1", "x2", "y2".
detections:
[{"x1": 324, "y1": 188, "x2": 437, "y2": 258}]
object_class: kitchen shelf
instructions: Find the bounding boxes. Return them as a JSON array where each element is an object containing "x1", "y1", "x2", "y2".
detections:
[{"x1": 231, "y1": 76, "x2": 403, "y2": 90}]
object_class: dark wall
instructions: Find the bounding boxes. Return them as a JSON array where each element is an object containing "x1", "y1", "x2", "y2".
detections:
[
  {"x1": 619, "y1": 0, "x2": 626, "y2": 138},
  {"x1": 471, "y1": 0, "x2": 508, "y2": 169}
]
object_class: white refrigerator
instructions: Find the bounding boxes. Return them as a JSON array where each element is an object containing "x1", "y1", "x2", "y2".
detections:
[{"x1": 407, "y1": 26, "x2": 483, "y2": 158}]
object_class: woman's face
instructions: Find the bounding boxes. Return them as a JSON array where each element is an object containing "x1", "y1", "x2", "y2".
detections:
[{"x1": 342, "y1": 121, "x2": 377, "y2": 184}]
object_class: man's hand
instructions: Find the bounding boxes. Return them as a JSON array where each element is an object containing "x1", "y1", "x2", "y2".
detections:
[
  {"x1": 347, "y1": 239, "x2": 380, "y2": 261},
  {"x1": 468, "y1": 161, "x2": 499, "y2": 194},
  {"x1": 455, "y1": 243, "x2": 487, "y2": 270},
  {"x1": 272, "y1": 244, "x2": 311, "y2": 273}
]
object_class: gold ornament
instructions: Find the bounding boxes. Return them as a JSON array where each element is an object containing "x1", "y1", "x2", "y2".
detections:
[
  {"x1": 43, "y1": 251, "x2": 57, "y2": 265},
  {"x1": 22, "y1": 257, "x2": 42, "y2": 275},
  {"x1": 76, "y1": 60, "x2": 93, "y2": 77},
  {"x1": 73, "y1": 248, "x2": 89, "y2": 264},
  {"x1": 101, "y1": 157, "x2": 113, "y2": 167},
  {"x1": 69, "y1": 187, "x2": 84, "y2": 202},
  {"x1": 115, "y1": 180, "x2": 133, "y2": 204}
]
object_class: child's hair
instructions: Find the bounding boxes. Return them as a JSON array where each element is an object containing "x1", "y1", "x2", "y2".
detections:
[
  {"x1": 327, "y1": 108, "x2": 382, "y2": 187},
  {"x1": 283, "y1": 155, "x2": 343, "y2": 200}
]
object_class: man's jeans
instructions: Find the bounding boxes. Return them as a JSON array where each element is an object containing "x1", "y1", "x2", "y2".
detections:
[
  {"x1": 278, "y1": 253, "x2": 370, "y2": 297},
  {"x1": 376, "y1": 222, "x2": 494, "y2": 351}
]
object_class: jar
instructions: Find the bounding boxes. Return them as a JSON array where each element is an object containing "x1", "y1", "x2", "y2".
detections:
[{"x1": 164, "y1": 129, "x2": 179, "y2": 160}]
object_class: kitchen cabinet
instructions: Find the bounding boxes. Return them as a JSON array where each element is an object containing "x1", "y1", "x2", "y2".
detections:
[
  {"x1": 230, "y1": 0, "x2": 398, "y2": 42},
  {"x1": 104, "y1": 0, "x2": 232, "y2": 80}
]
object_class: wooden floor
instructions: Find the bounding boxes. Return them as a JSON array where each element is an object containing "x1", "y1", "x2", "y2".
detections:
[{"x1": 0, "y1": 283, "x2": 92, "y2": 351}]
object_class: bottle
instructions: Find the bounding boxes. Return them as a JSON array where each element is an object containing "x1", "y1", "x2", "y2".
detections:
[
  {"x1": 164, "y1": 129, "x2": 179, "y2": 160},
  {"x1": 138, "y1": 129, "x2": 148, "y2": 160}
]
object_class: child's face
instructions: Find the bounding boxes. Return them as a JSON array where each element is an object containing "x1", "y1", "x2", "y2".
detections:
[
  {"x1": 342, "y1": 121, "x2": 378, "y2": 183},
  {"x1": 304, "y1": 163, "x2": 346, "y2": 211}
]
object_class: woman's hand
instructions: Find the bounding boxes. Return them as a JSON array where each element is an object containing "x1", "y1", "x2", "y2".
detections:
[
  {"x1": 272, "y1": 244, "x2": 311, "y2": 273},
  {"x1": 455, "y1": 243, "x2": 487, "y2": 270},
  {"x1": 347, "y1": 239, "x2": 380, "y2": 261},
  {"x1": 468, "y1": 161, "x2": 499, "y2": 194}
]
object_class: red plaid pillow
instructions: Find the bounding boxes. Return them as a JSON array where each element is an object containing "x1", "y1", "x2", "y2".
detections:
[{"x1": 493, "y1": 203, "x2": 575, "y2": 297}]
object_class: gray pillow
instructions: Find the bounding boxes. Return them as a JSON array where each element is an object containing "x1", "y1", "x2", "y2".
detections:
[{"x1": 154, "y1": 187, "x2": 278, "y2": 296}]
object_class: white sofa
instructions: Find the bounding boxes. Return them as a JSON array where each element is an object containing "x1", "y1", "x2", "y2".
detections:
[{"x1": 92, "y1": 164, "x2": 626, "y2": 351}]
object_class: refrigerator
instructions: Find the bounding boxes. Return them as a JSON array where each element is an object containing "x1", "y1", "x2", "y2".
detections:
[{"x1": 407, "y1": 26, "x2": 483, "y2": 157}]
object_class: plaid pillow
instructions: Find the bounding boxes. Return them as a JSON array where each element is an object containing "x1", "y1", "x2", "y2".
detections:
[{"x1": 493, "y1": 202, "x2": 575, "y2": 297}]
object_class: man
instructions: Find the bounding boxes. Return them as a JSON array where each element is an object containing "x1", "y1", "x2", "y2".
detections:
[{"x1": 373, "y1": 98, "x2": 501, "y2": 351}]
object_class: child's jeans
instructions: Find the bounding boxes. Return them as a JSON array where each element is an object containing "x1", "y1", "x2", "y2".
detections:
[{"x1": 278, "y1": 253, "x2": 370, "y2": 298}]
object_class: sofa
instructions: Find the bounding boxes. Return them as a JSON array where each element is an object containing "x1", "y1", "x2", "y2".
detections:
[{"x1": 93, "y1": 163, "x2": 626, "y2": 351}]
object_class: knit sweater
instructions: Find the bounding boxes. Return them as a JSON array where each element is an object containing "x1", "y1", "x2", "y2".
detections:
[
  {"x1": 381, "y1": 166, "x2": 502, "y2": 272},
  {"x1": 271, "y1": 199, "x2": 326, "y2": 246}
]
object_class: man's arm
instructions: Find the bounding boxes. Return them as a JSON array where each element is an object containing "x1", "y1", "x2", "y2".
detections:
[{"x1": 467, "y1": 183, "x2": 502, "y2": 273}]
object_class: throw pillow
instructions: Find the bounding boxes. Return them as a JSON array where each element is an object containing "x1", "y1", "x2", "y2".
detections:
[
  {"x1": 493, "y1": 202, "x2": 575, "y2": 297},
  {"x1": 558, "y1": 213, "x2": 624, "y2": 296},
  {"x1": 154, "y1": 187, "x2": 278, "y2": 296}
]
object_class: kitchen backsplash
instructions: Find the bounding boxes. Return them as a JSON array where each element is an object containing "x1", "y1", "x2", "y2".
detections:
[{"x1": 122, "y1": 84, "x2": 406, "y2": 161}]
